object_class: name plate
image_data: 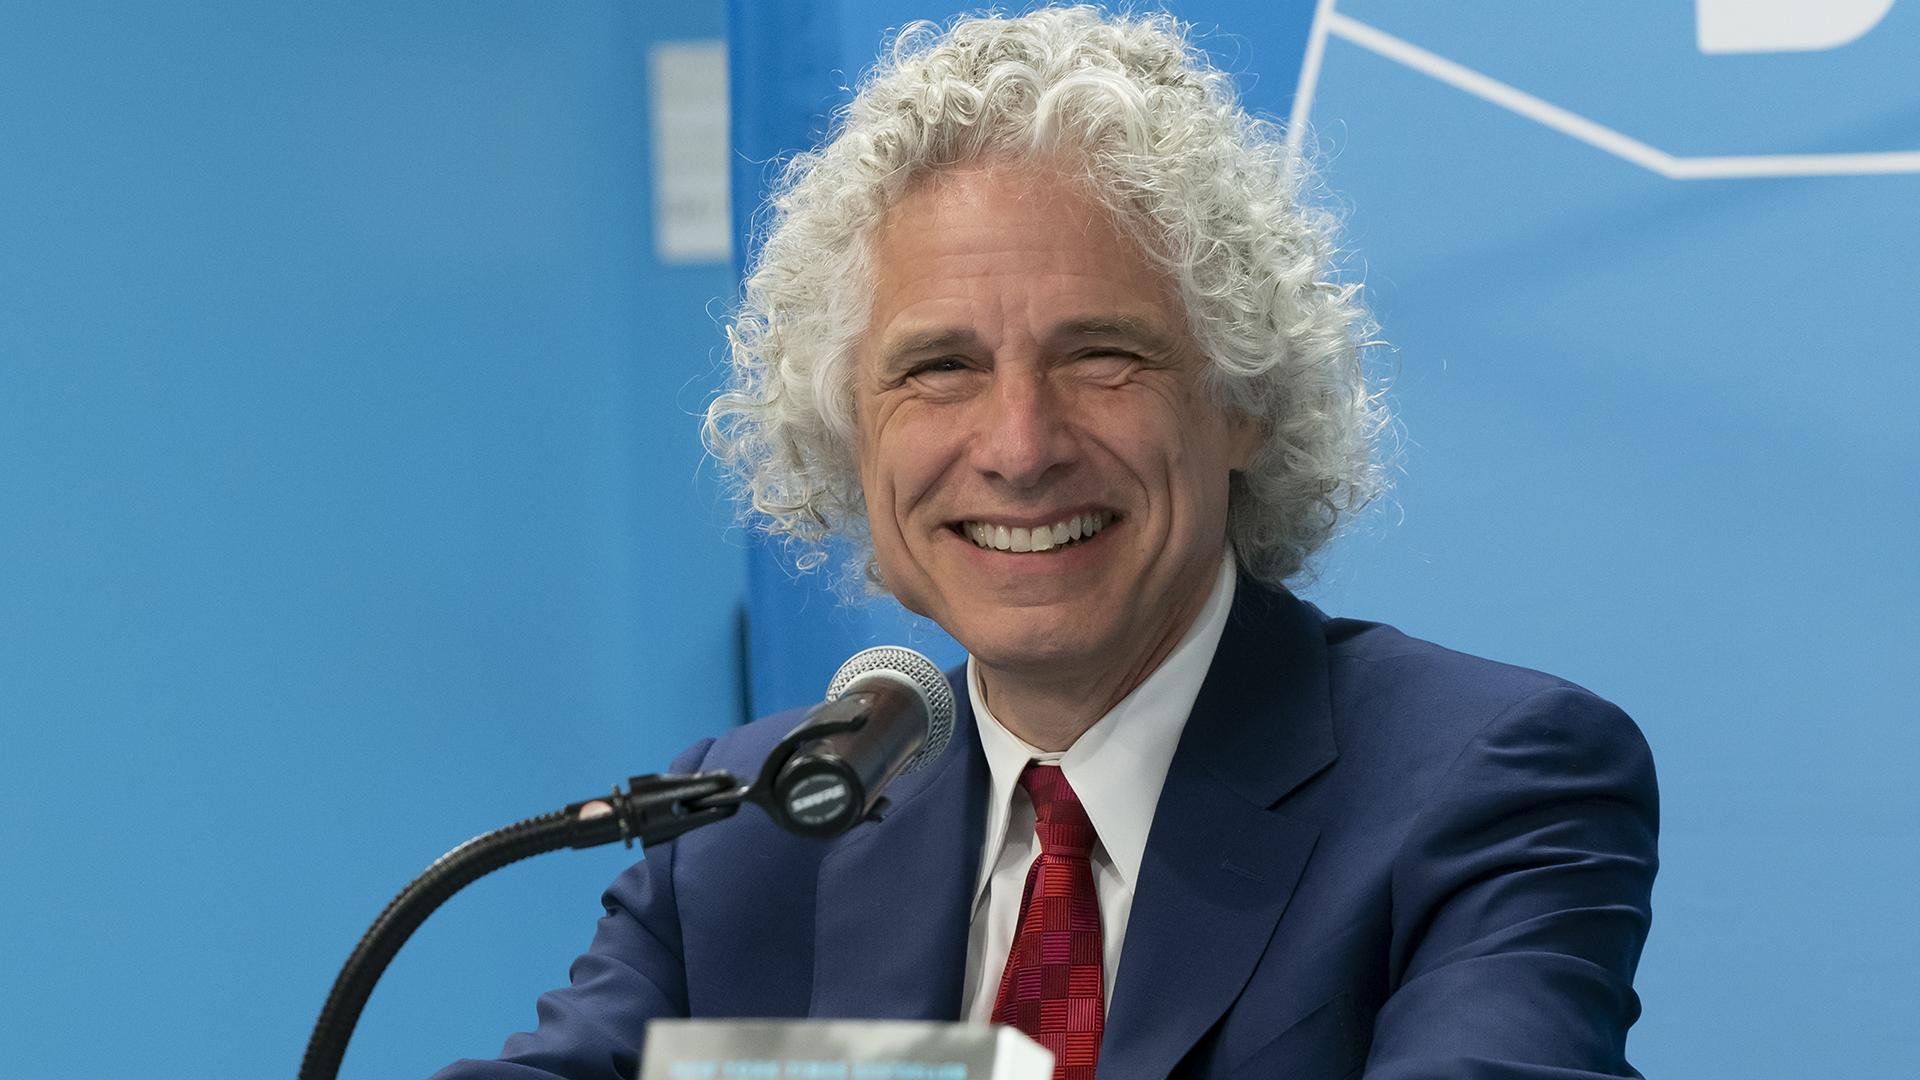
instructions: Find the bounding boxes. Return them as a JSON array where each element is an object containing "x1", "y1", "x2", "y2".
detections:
[{"x1": 640, "y1": 1019, "x2": 1053, "y2": 1080}]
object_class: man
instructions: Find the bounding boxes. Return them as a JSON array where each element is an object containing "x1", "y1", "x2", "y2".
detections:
[{"x1": 435, "y1": 8, "x2": 1656, "y2": 1079}]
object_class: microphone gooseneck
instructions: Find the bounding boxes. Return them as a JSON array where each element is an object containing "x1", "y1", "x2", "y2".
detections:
[
  {"x1": 298, "y1": 770, "x2": 736, "y2": 1080},
  {"x1": 300, "y1": 646, "x2": 955, "y2": 1080}
]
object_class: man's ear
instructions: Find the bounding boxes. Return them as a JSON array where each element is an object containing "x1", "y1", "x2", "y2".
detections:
[{"x1": 1224, "y1": 408, "x2": 1264, "y2": 473}]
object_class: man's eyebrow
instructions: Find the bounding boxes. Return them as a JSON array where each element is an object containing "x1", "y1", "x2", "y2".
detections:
[
  {"x1": 876, "y1": 317, "x2": 1177, "y2": 373},
  {"x1": 878, "y1": 328, "x2": 980, "y2": 371},
  {"x1": 1052, "y1": 316, "x2": 1178, "y2": 349}
]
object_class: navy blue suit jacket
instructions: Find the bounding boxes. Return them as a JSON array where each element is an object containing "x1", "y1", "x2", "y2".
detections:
[{"x1": 433, "y1": 583, "x2": 1657, "y2": 1080}]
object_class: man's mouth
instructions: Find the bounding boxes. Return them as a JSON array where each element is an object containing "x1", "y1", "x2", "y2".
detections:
[{"x1": 959, "y1": 511, "x2": 1112, "y2": 552}]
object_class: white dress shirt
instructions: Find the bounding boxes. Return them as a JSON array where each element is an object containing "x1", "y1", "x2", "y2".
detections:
[{"x1": 959, "y1": 551, "x2": 1240, "y2": 1021}]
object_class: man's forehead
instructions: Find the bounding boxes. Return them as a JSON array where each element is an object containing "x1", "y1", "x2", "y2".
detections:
[
  {"x1": 859, "y1": 164, "x2": 1195, "y2": 368},
  {"x1": 875, "y1": 163, "x2": 1137, "y2": 254}
]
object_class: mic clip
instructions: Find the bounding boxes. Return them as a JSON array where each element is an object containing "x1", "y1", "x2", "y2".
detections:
[
  {"x1": 565, "y1": 770, "x2": 741, "y2": 850},
  {"x1": 561, "y1": 701, "x2": 877, "y2": 850},
  {"x1": 715, "y1": 698, "x2": 874, "y2": 836}
]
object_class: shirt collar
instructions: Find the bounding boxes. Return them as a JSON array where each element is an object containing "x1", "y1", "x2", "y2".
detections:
[{"x1": 967, "y1": 550, "x2": 1240, "y2": 902}]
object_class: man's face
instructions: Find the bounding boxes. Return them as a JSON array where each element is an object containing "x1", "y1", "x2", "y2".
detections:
[{"x1": 853, "y1": 166, "x2": 1260, "y2": 686}]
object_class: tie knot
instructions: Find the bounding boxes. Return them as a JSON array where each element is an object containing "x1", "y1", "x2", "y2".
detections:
[{"x1": 1019, "y1": 764, "x2": 1095, "y2": 860}]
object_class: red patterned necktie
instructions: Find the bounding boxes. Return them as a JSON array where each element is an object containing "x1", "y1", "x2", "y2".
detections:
[{"x1": 991, "y1": 764, "x2": 1104, "y2": 1080}]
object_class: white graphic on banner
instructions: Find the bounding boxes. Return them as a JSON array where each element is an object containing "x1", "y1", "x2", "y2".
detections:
[
  {"x1": 1289, "y1": 3, "x2": 1920, "y2": 179},
  {"x1": 1696, "y1": 0, "x2": 1896, "y2": 54}
]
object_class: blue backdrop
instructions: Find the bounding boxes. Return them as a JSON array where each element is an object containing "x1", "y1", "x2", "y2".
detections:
[
  {"x1": 2, "y1": 2, "x2": 1914, "y2": 1079},
  {"x1": 0, "y1": 3, "x2": 744, "y2": 1078}
]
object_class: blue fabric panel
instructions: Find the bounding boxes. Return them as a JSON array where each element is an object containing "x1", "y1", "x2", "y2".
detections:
[
  {"x1": 1292, "y1": 2, "x2": 1920, "y2": 1075},
  {"x1": 0, "y1": 2, "x2": 744, "y2": 1077}
]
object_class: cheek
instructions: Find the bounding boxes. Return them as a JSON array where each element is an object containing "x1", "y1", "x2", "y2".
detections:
[
  {"x1": 1176, "y1": 390, "x2": 1260, "y2": 475},
  {"x1": 1158, "y1": 411, "x2": 1250, "y2": 518},
  {"x1": 862, "y1": 407, "x2": 964, "y2": 522}
]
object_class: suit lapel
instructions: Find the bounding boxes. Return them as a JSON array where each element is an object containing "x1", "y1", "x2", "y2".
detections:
[
  {"x1": 1100, "y1": 584, "x2": 1338, "y2": 1080},
  {"x1": 809, "y1": 678, "x2": 988, "y2": 1020}
]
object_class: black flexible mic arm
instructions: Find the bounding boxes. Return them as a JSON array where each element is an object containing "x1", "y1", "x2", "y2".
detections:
[
  {"x1": 297, "y1": 700, "x2": 888, "y2": 1080},
  {"x1": 296, "y1": 770, "x2": 737, "y2": 1080}
]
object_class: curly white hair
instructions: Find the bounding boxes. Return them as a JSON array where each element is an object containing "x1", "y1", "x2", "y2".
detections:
[{"x1": 705, "y1": 5, "x2": 1387, "y2": 588}]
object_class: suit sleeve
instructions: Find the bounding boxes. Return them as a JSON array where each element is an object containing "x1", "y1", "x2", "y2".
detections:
[
  {"x1": 1364, "y1": 686, "x2": 1659, "y2": 1080},
  {"x1": 427, "y1": 737, "x2": 718, "y2": 1080}
]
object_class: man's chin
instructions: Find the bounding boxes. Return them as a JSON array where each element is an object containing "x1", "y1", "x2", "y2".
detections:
[
  {"x1": 943, "y1": 609, "x2": 1113, "y2": 675},
  {"x1": 886, "y1": 544, "x2": 1140, "y2": 663}
]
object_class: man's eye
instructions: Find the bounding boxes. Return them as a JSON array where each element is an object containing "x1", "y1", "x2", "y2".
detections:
[
  {"x1": 911, "y1": 358, "x2": 970, "y2": 376},
  {"x1": 1077, "y1": 350, "x2": 1141, "y2": 376}
]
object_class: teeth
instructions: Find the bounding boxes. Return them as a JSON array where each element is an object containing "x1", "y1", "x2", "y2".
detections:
[{"x1": 961, "y1": 511, "x2": 1108, "y2": 552}]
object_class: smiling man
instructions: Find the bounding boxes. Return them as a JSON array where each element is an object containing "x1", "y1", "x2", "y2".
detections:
[
  {"x1": 857, "y1": 165, "x2": 1260, "y2": 753},
  {"x1": 433, "y1": 9, "x2": 1657, "y2": 1080}
]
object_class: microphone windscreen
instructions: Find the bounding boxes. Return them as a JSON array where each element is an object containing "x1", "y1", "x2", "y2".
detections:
[{"x1": 823, "y1": 646, "x2": 956, "y2": 773}]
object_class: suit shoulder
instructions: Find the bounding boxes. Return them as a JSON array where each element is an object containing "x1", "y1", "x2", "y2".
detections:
[
  {"x1": 1317, "y1": 615, "x2": 1641, "y2": 754},
  {"x1": 1323, "y1": 615, "x2": 1586, "y2": 697},
  {"x1": 1297, "y1": 612, "x2": 1656, "y2": 847}
]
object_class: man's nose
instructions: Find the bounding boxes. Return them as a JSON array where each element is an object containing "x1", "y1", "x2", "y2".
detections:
[{"x1": 972, "y1": 367, "x2": 1075, "y2": 490}]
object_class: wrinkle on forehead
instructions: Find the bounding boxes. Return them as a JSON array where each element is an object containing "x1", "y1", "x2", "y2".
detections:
[
  {"x1": 875, "y1": 157, "x2": 1143, "y2": 256},
  {"x1": 864, "y1": 164, "x2": 1181, "y2": 326}
]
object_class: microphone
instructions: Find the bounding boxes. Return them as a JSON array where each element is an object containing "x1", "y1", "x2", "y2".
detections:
[{"x1": 761, "y1": 646, "x2": 957, "y2": 838}]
